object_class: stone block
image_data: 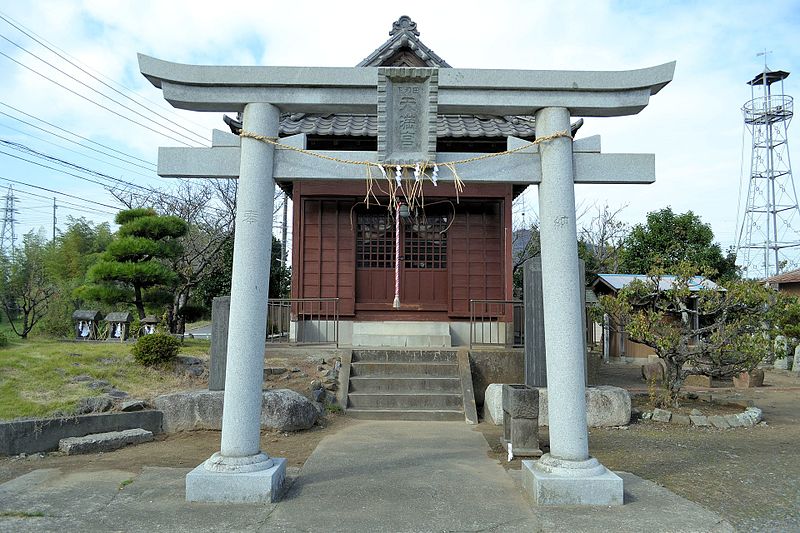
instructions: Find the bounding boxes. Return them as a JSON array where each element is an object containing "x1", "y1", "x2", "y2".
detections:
[
  {"x1": 690, "y1": 415, "x2": 710, "y2": 427},
  {"x1": 537, "y1": 386, "x2": 631, "y2": 427},
  {"x1": 733, "y1": 369, "x2": 764, "y2": 389},
  {"x1": 522, "y1": 457, "x2": 623, "y2": 506},
  {"x1": 684, "y1": 374, "x2": 712, "y2": 387},
  {"x1": 671, "y1": 414, "x2": 691, "y2": 426},
  {"x1": 773, "y1": 356, "x2": 790, "y2": 370},
  {"x1": 185, "y1": 457, "x2": 286, "y2": 503},
  {"x1": 651, "y1": 408, "x2": 672, "y2": 423},
  {"x1": 482, "y1": 384, "x2": 504, "y2": 425},
  {"x1": 741, "y1": 407, "x2": 763, "y2": 425},
  {"x1": 155, "y1": 389, "x2": 319, "y2": 433},
  {"x1": 725, "y1": 414, "x2": 743, "y2": 428},
  {"x1": 59, "y1": 428, "x2": 153, "y2": 455},
  {"x1": 502, "y1": 384, "x2": 538, "y2": 418},
  {"x1": 708, "y1": 415, "x2": 730, "y2": 429},
  {"x1": 209, "y1": 296, "x2": 230, "y2": 391},
  {"x1": 641, "y1": 360, "x2": 665, "y2": 382},
  {"x1": 794, "y1": 344, "x2": 800, "y2": 373}
]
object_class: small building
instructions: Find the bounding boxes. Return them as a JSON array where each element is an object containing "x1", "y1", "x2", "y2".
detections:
[
  {"x1": 140, "y1": 315, "x2": 159, "y2": 336},
  {"x1": 105, "y1": 311, "x2": 133, "y2": 341},
  {"x1": 592, "y1": 274, "x2": 721, "y2": 360},
  {"x1": 72, "y1": 310, "x2": 103, "y2": 340},
  {"x1": 225, "y1": 16, "x2": 580, "y2": 347},
  {"x1": 765, "y1": 268, "x2": 800, "y2": 297}
]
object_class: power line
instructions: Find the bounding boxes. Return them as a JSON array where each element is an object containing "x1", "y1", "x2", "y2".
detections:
[
  {"x1": 0, "y1": 102, "x2": 156, "y2": 168},
  {"x1": 0, "y1": 49, "x2": 198, "y2": 147},
  {"x1": 12, "y1": 187, "x2": 116, "y2": 215},
  {"x1": 0, "y1": 175, "x2": 120, "y2": 210},
  {"x1": 0, "y1": 31, "x2": 208, "y2": 146},
  {"x1": 0, "y1": 11, "x2": 212, "y2": 134},
  {"x1": 0, "y1": 143, "x2": 152, "y2": 193},
  {"x1": 0, "y1": 121, "x2": 159, "y2": 181}
]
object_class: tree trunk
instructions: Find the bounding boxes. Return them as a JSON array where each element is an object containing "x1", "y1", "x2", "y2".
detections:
[{"x1": 133, "y1": 286, "x2": 146, "y2": 320}]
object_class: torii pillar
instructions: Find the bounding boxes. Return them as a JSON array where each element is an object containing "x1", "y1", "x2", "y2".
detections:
[{"x1": 138, "y1": 53, "x2": 674, "y2": 506}]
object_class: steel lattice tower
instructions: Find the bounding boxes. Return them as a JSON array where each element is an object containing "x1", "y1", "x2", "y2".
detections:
[
  {"x1": 736, "y1": 66, "x2": 799, "y2": 278},
  {"x1": 0, "y1": 186, "x2": 17, "y2": 256}
]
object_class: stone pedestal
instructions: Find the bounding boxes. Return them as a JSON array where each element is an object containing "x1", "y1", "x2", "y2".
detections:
[
  {"x1": 501, "y1": 384, "x2": 540, "y2": 457},
  {"x1": 186, "y1": 457, "x2": 287, "y2": 503},
  {"x1": 522, "y1": 455, "x2": 623, "y2": 506}
]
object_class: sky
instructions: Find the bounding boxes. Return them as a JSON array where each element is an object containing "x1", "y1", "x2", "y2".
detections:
[{"x1": 0, "y1": 0, "x2": 798, "y2": 276}]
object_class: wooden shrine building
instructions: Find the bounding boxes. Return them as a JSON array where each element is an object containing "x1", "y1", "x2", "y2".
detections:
[{"x1": 226, "y1": 16, "x2": 577, "y2": 346}]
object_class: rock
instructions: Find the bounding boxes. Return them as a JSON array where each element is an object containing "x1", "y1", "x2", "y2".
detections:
[
  {"x1": 59, "y1": 428, "x2": 153, "y2": 455},
  {"x1": 690, "y1": 408, "x2": 703, "y2": 416},
  {"x1": 482, "y1": 384, "x2": 504, "y2": 425},
  {"x1": 324, "y1": 382, "x2": 338, "y2": 391},
  {"x1": 154, "y1": 390, "x2": 225, "y2": 433},
  {"x1": 310, "y1": 380, "x2": 323, "y2": 391},
  {"x1": 312, "y1": 388, "x2": 326, "y2": 402},
  {"x1": 155, "y1": 389, "x2": 319, "y2": 433},
  {"x1": 120, "y1": 400, "x2": 147, "y2": 412},
  {"x1": 76, "y1": 396, "x2": 113, "y2": 414},
  {"x1": 793, "y1": 345, "x2": 800, "y2": 373},
  {"x1": 641, "y1": 360, "x2": 665, "y2": 382},
  {"x1": 651, "y1": 408, "x2": 672, "y2": 423},
  {"x1": 690, "y1": 415, "x2": 711, "y2": 427},
  {"x1": 261, "y1": 389, "x2": 319, "y2": 431},
  {"x1": 733, "y1": 369, "x2": 765, "y2": 389},
  {"x1": 684, "y1": 374, "x2": 712, "y2": 388},
  {"x1": 71, "y1": 375, "x2": 93, "y2": 383},
  {"x1": 741, "y1": 407, "x2": 763, "y2": 425},
  {"x1": 708, "y1": 415, "x2": 730, "y2": 429},
  {"x1": 672, "y1": 414, "x2": 691, "y2": 426},
  {"x1": 539, "y1": 386, "x2": 631, "y2": 427},
  {"x1": 99, "y1": 358, "x2": 115, "y2": 365},
  {"x1": 266, "y1": 366, "x2": 288, "y2": 375},
  {"x1": 291, "y1": 367, "x2": 301, "y2": 373},
  {"x1": 641, "y1": 412, "x2": 652, "y2": 420},
  {"x1": 176, "y1": 356, "x2": 203, "y2": 366},
  {"x1": 725, "y1": 414, "x2": 743, "y2": 428},
  {"x1": 107, "y1": 389, "x2": 129, "y2": 399},
  {"x1": 87, "y1": 380, "x2": 111, "y2": 390}
]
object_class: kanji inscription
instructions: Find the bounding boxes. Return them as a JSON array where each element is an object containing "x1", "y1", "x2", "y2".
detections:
[{"x1": 377, "y1": 67, "x2": 438, "y2": 165}]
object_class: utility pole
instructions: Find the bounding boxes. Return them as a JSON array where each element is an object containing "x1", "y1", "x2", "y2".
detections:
[{"x1": 52, "y1": 197, "x2": 57, "y2": 244}]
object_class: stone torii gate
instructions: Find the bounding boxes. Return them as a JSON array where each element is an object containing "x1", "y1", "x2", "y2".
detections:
[{"x1": 139, "y1": 54, "x2": 674, "y2": 505}]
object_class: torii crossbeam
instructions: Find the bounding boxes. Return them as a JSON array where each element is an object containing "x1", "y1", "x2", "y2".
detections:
[{"x1": 139, "y1": 54, "x2": 674, "y2": 506}]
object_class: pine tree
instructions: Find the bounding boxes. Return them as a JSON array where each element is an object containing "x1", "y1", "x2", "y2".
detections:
[{"x1": 78, "y1": 208, "x2": 188, "y2": 319}]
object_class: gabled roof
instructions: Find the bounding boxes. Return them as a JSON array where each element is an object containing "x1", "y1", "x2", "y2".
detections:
[
  {"x1": 593, "y1": 274, "x2": 721, "y2": 293},
  {"x1": 226, "y1": 16, "x2": 549, "y2": 140},
  {"x1": 765, "y1": 268, "x2": 800, "y2": 284},
  {"x1": 357, "y1": 15, "x2": 451, "y2": 68}
]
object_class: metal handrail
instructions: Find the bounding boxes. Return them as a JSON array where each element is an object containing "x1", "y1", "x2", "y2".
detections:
[
  {"x1": 267, "y1": 297, "x2": 339, "y2": 347},
  {"x1": 469, "y1": 299, "x2": 524, "y2": 349}
]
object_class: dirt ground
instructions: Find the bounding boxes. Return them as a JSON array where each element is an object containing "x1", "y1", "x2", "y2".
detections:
[{"x1": 1, "y1": 359, "x2": 798, "y2": 532}]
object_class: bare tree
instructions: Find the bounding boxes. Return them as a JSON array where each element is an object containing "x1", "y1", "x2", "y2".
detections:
[{"x1": 579, "y1": 202, "x2": 629, "y2": 276}]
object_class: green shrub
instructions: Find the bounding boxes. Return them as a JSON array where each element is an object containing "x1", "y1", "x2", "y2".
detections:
[
  {"x1": 132, "y1": 332, "x2": 181, "y2": 366},
  {"x1": 0, "y1": 332, "x2": 8, "y2": 348}
]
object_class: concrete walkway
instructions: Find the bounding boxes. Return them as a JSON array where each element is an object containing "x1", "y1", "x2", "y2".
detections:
[{"x1": 0, "y1": 421, "x2": 733, "y2": 532}]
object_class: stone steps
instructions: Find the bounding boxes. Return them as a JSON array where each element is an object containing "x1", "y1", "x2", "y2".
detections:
[
  {"x1": 345, "y1": 349, "x2": 465, "y2": 421},
  {"x1": 351, "y1": 322, "x2": 452, "y2": 348},
  {"x1": 348, "y1": 376, "x2": 461, "y2": 393}
]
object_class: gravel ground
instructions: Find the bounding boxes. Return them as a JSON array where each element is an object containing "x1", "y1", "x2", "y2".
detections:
[{"x1": 480, "y1": 365, "x2": 800, "y2": 533}]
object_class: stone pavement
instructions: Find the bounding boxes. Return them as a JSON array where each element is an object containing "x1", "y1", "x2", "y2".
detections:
[{"x1": 0, "y1": 421, "x2": 733, "y2": 532}]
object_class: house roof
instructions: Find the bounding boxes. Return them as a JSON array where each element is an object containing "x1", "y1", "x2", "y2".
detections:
[
  {"x1": 765, "y1": 268, "x2": 800, "y2": 284},
  {"x1": 225, "y1": 16, "x2": 557, "y2": 141},
  {"x1": 593, "y1": 274, "x2": 721, "y2": 293}
]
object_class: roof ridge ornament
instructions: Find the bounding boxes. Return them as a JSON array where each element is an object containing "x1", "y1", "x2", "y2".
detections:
[{"x1": 390, "y1": 16, "x2": 420, "y2": 37}]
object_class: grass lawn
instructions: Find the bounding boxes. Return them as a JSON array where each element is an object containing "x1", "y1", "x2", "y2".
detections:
[{"x1": 0, "y1": 333, "x2": 210, "y2": 421}]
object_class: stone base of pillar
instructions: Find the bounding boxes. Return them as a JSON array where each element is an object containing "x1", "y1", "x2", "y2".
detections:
[
  {"x1": 186, "y1": 456, "x2": 287, "y2": 503},
  {"x1": 522, "y1": 454, "x2": 623, "y2": 506}
]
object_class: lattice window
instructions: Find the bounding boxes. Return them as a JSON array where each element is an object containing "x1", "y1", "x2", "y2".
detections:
[
  {"x1": 404, "y1": 215, "x2": 447, "y2": 269},
  {"x1": 356, "y1": 213, "x2": 395, "y2": 268}
]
